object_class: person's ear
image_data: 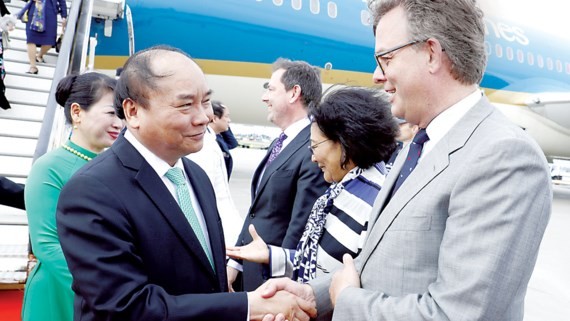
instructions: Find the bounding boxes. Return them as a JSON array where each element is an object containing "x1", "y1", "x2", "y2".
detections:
[
  {"x1": 70, "y1": 103, "x2": 82, "y2": 127},
  {"x1": 289, "y1": 84, "x2": 302, "y2": 104},
  {"x1": 425, "y1": 38, "x2": 445, "y2": 74},
  {"x1": 122, "y1": 98, "x2": 140, "y2": 129}
]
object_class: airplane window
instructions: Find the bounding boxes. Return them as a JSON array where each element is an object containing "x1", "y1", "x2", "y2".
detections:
[
  {"x1": 328, "y1": 1, "x2": 337, "y2": 18},
  {"x1": 292, "y1": 0, "x2": 302, "y2": 10},
  {"x1": 527, "y1": 52, "x2": 534, "y2": 66},
  {"x1": 273, "y1": 0, "x2": 283, "y2": 6},
  {"x1": 361, "y1": 10, "x2": 371, "y2": 26},
  {"x1": 484, "y1": 41, "x2": 492, "y2": 56},
  {"x1": 537, "y1": 55, "x2": 544, "y2": 69},
  {"x1": 516, "y1": 50, "x2": 524, "y2": 64},
  {"x1": 546, "y1": 58, "x2": 553, "y2": 71},
  {"x1": 566, "y1": 63, "x2": 570, "y2": 75},
  {"x1": 310, "y1": 0, "x2": 320, "y2": 14},
  {"x1": 556, "y1": 60, "x2": 562, "y2": 73},
  {"x1": 506, "y1": 47, "x2": 514, "y2": 61},
  {"x1": 495, "y1": 44, "x2": 503, "y2": 58}
]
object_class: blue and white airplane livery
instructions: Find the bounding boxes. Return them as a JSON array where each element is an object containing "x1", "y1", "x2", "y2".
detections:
[{"x1": 89, "y1": 0, "x2": 570, "y2": 160}]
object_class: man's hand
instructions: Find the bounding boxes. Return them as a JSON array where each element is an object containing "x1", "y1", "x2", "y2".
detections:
[
  {"x1": 248, "y1": 283, "x2": 316, "y2": 321},
  {"x1": 227, "y1": 224, "x2": 270, "y2": 264},
  {"x1": 330, "y1": 254, "x2": 360, "y2": 307},
  {"x1": 226, "y1": 265, "x2": 239, "y2": 292},
  {"x1": 258, "y1": 277, "x2": 317, "y2": 321}
]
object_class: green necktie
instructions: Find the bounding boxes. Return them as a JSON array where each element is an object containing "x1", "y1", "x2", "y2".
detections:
[{"x1": 165, "y1": 167, "x2": 214, "y2": 270}]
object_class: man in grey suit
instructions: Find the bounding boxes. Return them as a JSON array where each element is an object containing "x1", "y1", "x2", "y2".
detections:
[{"x1": 261, "y1": 1, "x2": 552, "y2": 320}]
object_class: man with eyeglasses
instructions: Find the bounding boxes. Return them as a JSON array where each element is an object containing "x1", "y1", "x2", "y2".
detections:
[
  {"x1": 226, "y1": 58, "x2": 328, "y2": 292},
  {"x1": 261, "y1": 1, "x2": 551, "y2": 320}
]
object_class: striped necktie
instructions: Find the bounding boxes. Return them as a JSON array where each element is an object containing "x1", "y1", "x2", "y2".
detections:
[{"x1": 165, "y1": 167, "x2": 214, "y2": 270}]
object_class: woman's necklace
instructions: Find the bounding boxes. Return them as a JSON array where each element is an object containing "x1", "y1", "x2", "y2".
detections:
[{"x1": 62, "y1": 144, "x2": 93, "y2": 161}]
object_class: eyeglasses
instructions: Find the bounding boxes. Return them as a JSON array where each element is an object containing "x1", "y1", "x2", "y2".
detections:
[
  {"x1": 374, "y1": 39, "x2": 425, "y2": 75},
  {"x1": 308, "y1": 139, "x2": 331, "y2": 154}
]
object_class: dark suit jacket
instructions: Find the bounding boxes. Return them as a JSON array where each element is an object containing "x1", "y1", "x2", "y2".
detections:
[
  {"x1": 56, "y1": 135, "x2": 247, "y2": 321},
  {"x1": 235, "y1": 124, "x2": 328, "y2": 291},
  {"x1": 216, "y1": 128, "x2": 238, "y2": 179},
  {"x1": 0, "y1": 176, "x2": 25, "y2": 210}
]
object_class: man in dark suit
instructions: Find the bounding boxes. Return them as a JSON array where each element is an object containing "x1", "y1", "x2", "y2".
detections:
[
  {"x1": 210, "y1": 100, "x2": 238, "y2": 179},
  {"x1": 56, "y1": 46, "x2": 314, "y2": 321},
  {"x1": 227, "y1": 58, "x2": 329, "y2": 291},
  {"x1": 0, "y1": 176, "x2": 25, "y2": 209}
]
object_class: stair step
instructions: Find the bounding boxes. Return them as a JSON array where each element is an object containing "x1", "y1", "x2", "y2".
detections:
[
  {"x1": 0, "y1": 132, "x2": 39, "y2": 140},
  {"x1": 0, "y1": 155, "x2": 33, "y2": 177},
  {"x1": 5, "y1": 88, "x2": 49, "y2": 106},
  {"x1": 0, "y1": 136, "x2": 39, "y2": 156},
  {"x1": 4, "y1": 72, "x2": 53, "y2": 90}
]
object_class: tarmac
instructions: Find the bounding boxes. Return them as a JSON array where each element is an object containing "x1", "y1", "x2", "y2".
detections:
[{"x1": 228, "y1": 147, "x2": 570, "y2": 321}]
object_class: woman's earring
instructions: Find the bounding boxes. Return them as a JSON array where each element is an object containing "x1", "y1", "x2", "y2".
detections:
[{"x1": 73, "y1": 125, "x2": 78, "y2": 129}]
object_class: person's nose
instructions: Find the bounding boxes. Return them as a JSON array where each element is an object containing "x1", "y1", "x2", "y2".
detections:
[
  {"x1": 195, "y1": 106, "x2": 213, "y2": 125},
  {"x1": 112, "y1": 117, "x2": 123, "y2": 129},
  {"x1": 373, "y1": 66, "x2": 387, "y2": 84},
  {"x1": 261, "y1": 91, "x2": 269, "y2": 103}
]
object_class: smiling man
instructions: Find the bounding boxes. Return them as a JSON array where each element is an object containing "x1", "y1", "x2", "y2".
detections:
[
  {"x1": 56, "y1": 46, "x2": 315, "y2": 321},
  {"x1": 227, "y1": 58, "x2": 328, "y2": 292},
  {"x1": 262, "y1": 1, "x2": 552, "y2": 320}
]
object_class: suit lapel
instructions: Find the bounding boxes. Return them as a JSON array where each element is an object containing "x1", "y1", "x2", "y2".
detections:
[
  {"x1": 114, "y1": 136, "x2": 218, "y2": 279},
  {"x1": 250, "y1": 126, "x2": 310, "y2": 208},
  {"x1": 250, "y1": 150, "x2": 271, "y2": 201},
  {"x1": 360, "y1": 97, "x2": 494, "y2": 269},
  {"x1": 183, "y1": 159, "x2": 226, "y2": 283}
]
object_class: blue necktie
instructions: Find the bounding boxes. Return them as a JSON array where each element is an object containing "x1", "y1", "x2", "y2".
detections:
[
  {"x1": 165, "y1": 167, "x2": 214, "y2": 270},
  {"x1": 266, "y1": 132, "x2": 287, "y2": 165},
  {"x1": 391, "y1": 129, "x2": 429, "y2": 196}
]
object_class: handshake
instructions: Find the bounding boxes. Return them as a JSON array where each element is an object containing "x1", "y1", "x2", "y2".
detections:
[
  {"x1": 248, "y1": 278, "x2": 316, "y2": 321},
  {"x1": 239, "y1": 252, "x2": 361, "y2": 321}
]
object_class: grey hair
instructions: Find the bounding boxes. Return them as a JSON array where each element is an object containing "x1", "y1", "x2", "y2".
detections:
[
  {"x1": 369, "y1": 0, "x2": 486, "y2": 85},
  {"x1": 272, "y1": 58, "x2": 322, "y2": 110}
]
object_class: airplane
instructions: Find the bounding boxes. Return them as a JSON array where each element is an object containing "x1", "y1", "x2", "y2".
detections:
[{"x1": 88, "y1": 0, "x2": 570, "y2": 160}]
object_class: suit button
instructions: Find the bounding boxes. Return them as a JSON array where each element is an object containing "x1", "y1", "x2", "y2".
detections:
[{"x1": 250, "y1": 213, "x2": 255, "y2": 218}]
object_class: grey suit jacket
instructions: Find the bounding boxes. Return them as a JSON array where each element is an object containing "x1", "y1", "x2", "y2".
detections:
[{"x1": 311, "y1": 96, "x2": 552, "y2": 321}]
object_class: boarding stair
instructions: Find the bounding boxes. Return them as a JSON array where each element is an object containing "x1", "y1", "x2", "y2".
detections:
[{"x1": 0, "y1": 0, "x2": 95, "y2": 288}]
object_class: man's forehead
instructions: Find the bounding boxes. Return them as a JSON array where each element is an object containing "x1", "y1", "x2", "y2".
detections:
[
  {"x1": 374, "y1": 8, "x2": 408, "y2": 50},
  {"x1": 269, "y1": 69, "x2": 286, "y2": 85}
]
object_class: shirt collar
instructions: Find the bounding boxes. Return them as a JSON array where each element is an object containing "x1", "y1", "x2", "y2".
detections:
[
  {"x1": 421, "y1": 89, "x2": 482, "y2": 159},
  {"x1": 282, "y1": 117, "x2": 310, "y2": 148},
  {"x1": 124, "y1": 129, "x2": 186, "y2": 178}
]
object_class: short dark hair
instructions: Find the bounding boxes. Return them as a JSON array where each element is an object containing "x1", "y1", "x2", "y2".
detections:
[
  {"x1": 272, "y1": 58, "x2": 322, "y2": 110},
  {"x1": 211, "y1": 100, "x2": 226, "y2": 118},
  {"x1": 311, "y1": 86, "x2": 399, "y2": 169},
  {"x1": 114, "y1": 45, "x2": 193, "y2": 119},
  {"x1": 55, "y1": 72, "x2": 116, "y2": 124}
]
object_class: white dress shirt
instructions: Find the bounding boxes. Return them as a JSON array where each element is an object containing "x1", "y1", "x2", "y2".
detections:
[
  {"x1": 124, "y1": 130, "x2": 212, "y2": 254},
  {"x1": 421, "y1": 89, "x2": 483, "y2": 162}
]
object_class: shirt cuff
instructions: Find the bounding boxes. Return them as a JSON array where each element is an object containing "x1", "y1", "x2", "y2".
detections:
[
  {"x1": 228, "y1": 258, "x2": 243, "y2": 272},
  {"x1": 268, "y1": 245, "x2": 287, "y2": 277}
]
